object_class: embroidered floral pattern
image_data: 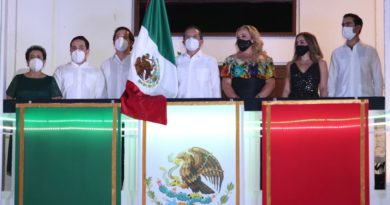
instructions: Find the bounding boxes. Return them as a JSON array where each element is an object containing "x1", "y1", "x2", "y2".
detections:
[{"x1": 220, "y1": 56, "x2": 275, "y2": 79}]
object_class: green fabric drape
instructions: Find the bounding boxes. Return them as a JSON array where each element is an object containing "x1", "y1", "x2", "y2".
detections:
[{"x1": 15, "y1": 104, "x2": 121, "y2": 205}]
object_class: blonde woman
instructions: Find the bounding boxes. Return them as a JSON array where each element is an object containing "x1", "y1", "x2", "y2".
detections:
[
  {"x1": 221, "y1": 25, "x2": 275, "y2": 98},
  {"x1": 282, "y1": 32, "x2": 328, "y2": 98}
]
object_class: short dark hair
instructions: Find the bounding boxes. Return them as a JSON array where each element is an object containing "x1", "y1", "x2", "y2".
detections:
[
  {"x1": 183, "y1": 25, "x2": 203, "y2": 40},
  {"x1": 343, "y1": 13, "x2": 363, "y2": 27},
  {"x1": 70, "y1": 36, "x2": 90, "y2": 49},
  {"x1": 112, "y1": 26, "x2": 135, "y2": 43},
  {"x1": 25, "y1": 45, "x2": 47, "y2": 62}
]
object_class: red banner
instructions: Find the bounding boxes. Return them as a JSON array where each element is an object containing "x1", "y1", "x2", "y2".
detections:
[{"x1": 262, "y1": 100, "x2": 369, "y2": 205}]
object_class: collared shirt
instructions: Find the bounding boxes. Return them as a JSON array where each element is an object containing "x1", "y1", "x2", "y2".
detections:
[
  {"x1": 101, "y1": 54, "x2": 131, "y2": 98},
  {"x1": 54, "y1": 62, "x2": 106, "y2": 99},
  {"x1": 328, "y1": 42, "x2": 383, "y2": 97},
  {"x1": 176, "y1": 51, "x2": 221, "y2": 98}
]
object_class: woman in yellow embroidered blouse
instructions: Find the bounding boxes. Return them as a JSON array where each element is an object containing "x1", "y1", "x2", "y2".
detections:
[{"x1": 221, "y1": 25, "x2": 275, "y2": 98}]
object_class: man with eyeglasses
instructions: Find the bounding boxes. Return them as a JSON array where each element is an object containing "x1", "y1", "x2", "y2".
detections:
[{"x1": 176, "y1": 26, "x2": 221, "y2": 98}]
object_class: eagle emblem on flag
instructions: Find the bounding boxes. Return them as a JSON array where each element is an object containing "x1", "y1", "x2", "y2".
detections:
[
  {"x1": 146, "y1": 147, "x2": 235, "y2": 204},
  {"x1": 135, "y1": 53, "x2": 160, "y2": 88}
]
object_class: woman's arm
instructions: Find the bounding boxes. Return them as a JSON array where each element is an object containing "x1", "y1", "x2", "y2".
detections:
[
  {"x1": 318, "y1": 60, "x2": 328, "y2": 97},
  {"x1": 50, "y1": 76, "x2": 63, "y2": 99},
  {"x1": 255, "y1": 55, "x2": 276, "y2": 98},
  {"x1": 221, "y1": 78, "x2": 239, "y2": 98},
  {"x1": 256, "y1": 78, "x2": 275, "y2": 98},
  {"x1": 281, "y1": 62, "x2": 292, "y2": 97},
  {"x1": 6, "y1": 75, "x2": 18, "y2": 100}
]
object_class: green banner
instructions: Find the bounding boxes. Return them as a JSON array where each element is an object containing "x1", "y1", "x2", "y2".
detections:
[{"x1": 15, "y1": 103, "x2": 121, "y2": 205}]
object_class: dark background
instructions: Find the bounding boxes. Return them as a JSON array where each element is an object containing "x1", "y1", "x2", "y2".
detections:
[{"x1": 135, "y1": 0, "x2": 296, "y2": 36}]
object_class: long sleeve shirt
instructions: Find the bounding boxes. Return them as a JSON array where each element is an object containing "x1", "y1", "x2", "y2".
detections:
[
  {"x1": 101, "y1": 54, "x2": 131, "y2": 98},
  {"x1": 328, "y1": 42, "x2": 383, "y2": 97},
  {"x1": 176, "y1": 51, "x2": 221, "y2": 98},
  {"x1": 54, "y1": 62, "x2": 106, "y2": 99}
]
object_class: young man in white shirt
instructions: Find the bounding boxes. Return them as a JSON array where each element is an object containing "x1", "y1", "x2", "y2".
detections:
[
  {"x1": 54, "y1": 36, "x2": 106, "y2": 99},
  {"x1": 101, "y1": 27, "x2": 134, "y2": 99},
  {"x1": 328, "y1": 13, "x2": 383, "y2": 97},
  {"x1": 176, "y1": 26, "x2": 221, "y2": 98}
]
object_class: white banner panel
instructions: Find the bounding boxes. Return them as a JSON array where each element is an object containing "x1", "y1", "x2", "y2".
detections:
[{"x1": 142, "y1": 101, "x2": 243, "y2": 205}]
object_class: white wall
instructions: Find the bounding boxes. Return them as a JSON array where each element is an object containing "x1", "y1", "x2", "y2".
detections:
[{"x1": 0, "y1": 0, "x2": 5, "y2": 202}]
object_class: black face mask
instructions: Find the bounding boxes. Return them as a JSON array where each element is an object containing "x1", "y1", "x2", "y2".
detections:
[
  {"x1": 295, "y1": 45, "x2": 309, "y2": 56},
  {"x1": 237, "y1": 39, "x2": 253, "y2": 52}
]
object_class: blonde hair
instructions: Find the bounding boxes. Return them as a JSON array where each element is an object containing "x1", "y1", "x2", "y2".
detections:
[{"x1": 236, "y1": 25, "x2": 265, "y2": 57}]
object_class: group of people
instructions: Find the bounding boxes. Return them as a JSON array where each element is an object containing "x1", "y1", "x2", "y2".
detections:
[
  {"x1": 6, "y1": 26, "x2": 134, "y2": 101},
  {"x1": 6, "y1": 13, "x2": 384, "y2": 101}
]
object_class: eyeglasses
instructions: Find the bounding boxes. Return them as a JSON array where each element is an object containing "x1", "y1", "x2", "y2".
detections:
[{"x1": 184, "y1": 35, "x2": 200, "y2": 40}]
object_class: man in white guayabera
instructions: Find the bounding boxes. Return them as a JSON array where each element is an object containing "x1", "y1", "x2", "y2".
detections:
[
  {"x1": 328, "y1": 13, "x2": 383, "y2": 97},
  {"x1": 54, "y1": 36, "x2": 106, "y2": 99},
  {"x1": 176, "y1": 26, "x2": 221, "y2": 98},
  {"x1": 101, "y1": 27, "x2": 135, "y2": 99}
]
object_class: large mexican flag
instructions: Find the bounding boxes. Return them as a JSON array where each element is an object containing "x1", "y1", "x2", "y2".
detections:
[{"x1": 129, "y1": 0, "x2": 178, "y2": 98}]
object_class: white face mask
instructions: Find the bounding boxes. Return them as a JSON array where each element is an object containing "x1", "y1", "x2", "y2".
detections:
[
  {"x1": 342, "y1": 26, "x2": 356, "y2": 40},
  {"x1": 115, "y1": 37, "x2": 129, "y2": 52},
  {"x1": 28, "y1": 58, "x2": 44, "y2": 72},
  {"x1": 185, "y1": 37, "x2": 200, "y2": 52},
  {"x1": 71, "y1": 49, "x2": 86, "y2": 64}
]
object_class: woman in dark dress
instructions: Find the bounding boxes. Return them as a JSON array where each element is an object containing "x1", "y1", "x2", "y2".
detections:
[
  {"x1": 5, "y1": 45, "x2": 62, "y2": 175},
  {"x1": 6, "y1": 45, "x2": 62, "y2": 100},
  {"x1": 282, "y1": 32, "x2": 328, "y2": 98},
  {"x1": 221, "y1": 25, "x2": 275, "y2": 98}
]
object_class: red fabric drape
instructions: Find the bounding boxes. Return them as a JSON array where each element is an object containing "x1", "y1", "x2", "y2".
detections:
[
  {"x1": 120, "y1": 80, "x2": 167, "y2": 125},
  {"x1": 262, "y1": 100, "x2": 369, "y2": 205}
]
